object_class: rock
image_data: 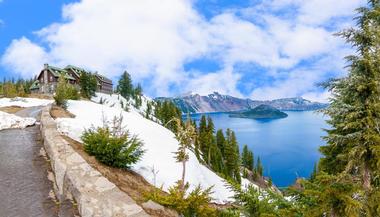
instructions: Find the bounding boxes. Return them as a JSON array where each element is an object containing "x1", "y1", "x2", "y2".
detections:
[{"x1": 141, "y1": 200, "x2": 178, "y2": 217}]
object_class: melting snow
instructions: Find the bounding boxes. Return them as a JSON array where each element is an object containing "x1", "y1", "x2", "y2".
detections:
[
  {"x1": 0, "y1": 97, "x2": 52, "y2": 107},
  {"x1": 0, "y1": 111, "x2": 36, "y2": 130}
]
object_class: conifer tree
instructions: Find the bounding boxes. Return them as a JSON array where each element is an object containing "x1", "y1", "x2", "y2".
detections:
[
  {"x1": 198, "y1": 115, "x2": 208, "y2": 161},
  {"x1": 242, "y1": 145, "x2": 254, "y2": 172},
  {"x1": 256, "y1": 157, "x2": 263, "y2": 177},
  {"x1": 173, "y1": 117, "x2": 196, "y2": 190},
  {"x1": 117, "y1": 71, "x2": 134, "y2": 100},
  {"x1": 319, "y1": 0, "x2": 380, "y2": 197},
  {"x1": 216, "y1": 129, "x2": 226, "y2": 156},
  {"x1": 206, "y1": 117, "x2": 216, "y2": 166},
  {"x1": 224, "y1": 129, "x2": 241, "y2": 183},
  {"x1": 79, "y1": 72, "x2": 97, "y2": 99}
]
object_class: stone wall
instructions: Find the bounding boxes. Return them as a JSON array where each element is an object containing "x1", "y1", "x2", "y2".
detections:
[{"x1": 40, "y1": 106, "x2": 149, "y2": 217}]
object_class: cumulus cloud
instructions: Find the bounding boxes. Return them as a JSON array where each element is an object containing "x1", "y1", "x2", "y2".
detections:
[
  {"x1": 1, "y1": 37, "x2": 49, "y2": 78},
  {"x1": 183, "y1": 67, "x2": 243, "y2": 97},
  {"x1": 0, "y1": 0, "x2": 365, "y2": 100}
]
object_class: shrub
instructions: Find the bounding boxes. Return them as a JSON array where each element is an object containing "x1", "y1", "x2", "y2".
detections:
[
  {"x1": 54, "y1": 75, "x2": 68, "y2": 109},
  {"x1": 81, "y1": 126, "x2": 144, "y2": 168},
  {"x1": 54, "y1": 75, "x2": 80, "y2": 108},
  {"x1": 146, "y1": 181, "x2": 217, "y2": 217},
  {"x1": 66, "y1": 84, "x2": 80, "y2": 100}
]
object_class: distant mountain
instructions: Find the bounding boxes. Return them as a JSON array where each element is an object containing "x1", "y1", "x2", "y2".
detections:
[
  {"x1": 229, "y1": 104, "x2": 288, "y2": 119},
  {"x1": 155, "y1": 92, "x2": 328, "y2": 113}
]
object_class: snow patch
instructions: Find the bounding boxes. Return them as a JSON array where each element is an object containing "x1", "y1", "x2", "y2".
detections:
[
  {"x1": 0, "y1": 97, "x2": 52, "y2": 107},
  {"x1": 0, "y1": 111, "x2": 36, "y2": 130}
]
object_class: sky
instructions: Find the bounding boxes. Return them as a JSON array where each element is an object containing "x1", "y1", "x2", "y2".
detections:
[{"x1": 0, "y1": 0, "x2": 366, "y2": 101}]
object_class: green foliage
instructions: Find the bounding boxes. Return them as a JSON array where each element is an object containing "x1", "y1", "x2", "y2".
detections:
[
  {"x1": 320, "y1": 0, "x2": 380, "y2": 188},
  {"x1": 133, "y1": 83, "x2": 143, "y2": 108},
  {"x1": 295, "y1": 173, "x2": 364, "y2": 217},
  {"x1": 224, "y1": 129, "x2": 241, "y2": 183},
  {"x1": 82, "y1": 124, "x2": 144, "y2": 169},
  {"x1": 145, "y1": 101, "x2": 153, "y2": 119},
  {"x1": 54, "y1": 75, "x2": 69, "y2": 109},
  {"x1": 0, "y1": 78, "x2": 35, "y2": 97},
  {"x1": 146, "y1": 182, "x2": 217, "y2": 217},
  {"x1": 256, "y1": 157, "x2": 263, "y2": 177},
  {"x1": 117, "y1": 71, "x2": 134, "y2": 100},
  {"x1": 242, "y1": 144, "x2": 254, "y2": 171},
  {"x1": 79, "y1": 72, "x2": 97, "y2": 99},
  {"x1": 3, "y1": 82, "x2": 17, "y2": 98},
  {"x1": 233, "y1": 185, "x2": 299, "y2": 217},
  {"x1": 217, "y1": 209, "x2": 240, "y2": 217},
  {"x1": 53, "y1": 75, "x2": 79, "y2": 109},
  {"x1": 173, "y1": 118, "x2": 197, "y2": 189},
  {"x1": 154, "y1": 100, "x2": 182, "y2": 132},
  {"x1": 66, "y1": 84, "x2": 80, "y2": 100}
]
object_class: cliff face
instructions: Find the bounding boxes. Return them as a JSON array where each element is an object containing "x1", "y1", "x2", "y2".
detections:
[{"x1": 156, "y1": 92, "x2": 328, "y2": 113}]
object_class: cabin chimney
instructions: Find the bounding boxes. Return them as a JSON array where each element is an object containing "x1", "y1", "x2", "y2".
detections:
[{"x1": 44, "y1": 63, "x2": 49, "y2": 69}]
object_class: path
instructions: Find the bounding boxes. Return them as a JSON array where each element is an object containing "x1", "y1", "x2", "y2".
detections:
[{"x1": 0, "y1": 106, "x2": 77, "y2": 217}]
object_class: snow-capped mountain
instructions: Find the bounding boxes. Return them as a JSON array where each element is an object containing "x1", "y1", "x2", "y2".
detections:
[{"x1": 156, "y1": 92, "x2": 328, "y2": 113}]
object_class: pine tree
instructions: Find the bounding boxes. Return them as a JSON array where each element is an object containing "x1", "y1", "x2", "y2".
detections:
[
  {"x1": 242, "y1": 145, "x2": 254, "y2": 172},
  {"x1": 117, "y1": 71, "x2": 134, "y2": 100},
  {"x1": 173, "y1": 117, "x2": 196, "y2": 190},
  {"x1": 319, "y1": 0, "x2": 380, "y2": 195},
  {"x1": 80, "y1": 72, "x2": 97, "y2": 99},
  {"x1": 216, "y1": 129, "x2": 226, "y2": 156},
  {"x1": 198, "y1": 115, "x2": 208, "y2": 161},
  {"x1": 133, "y1": 83, "x2": 143, "y2": 108},
  {"x1": 224, "y1": 129, "x2": 241, "y2": 183},
  {"x1": 256, "y1": 157, "x2": 263, "y2": 177},
  {"x1": 206, "y1": 117, "x2": 216, "y2": 166}
]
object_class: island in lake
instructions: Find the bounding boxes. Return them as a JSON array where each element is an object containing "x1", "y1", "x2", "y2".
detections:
[{"x1": 229, "y1": 104, "x2": 288, "y2": 119}]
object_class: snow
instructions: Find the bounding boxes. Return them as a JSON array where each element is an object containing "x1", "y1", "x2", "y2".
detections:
[
  {"x1": 56, "y1": 99, "x2": 236, "y2": 203},
  {"x1": 0, "y1": 111, "x2": 36, "y2": 130},
  {"x1": 92, "y1": 92, "x2": 152, "y2": 117},
  {"x1": 0, "y1": 97, "x2": 52, "y2": 107}
]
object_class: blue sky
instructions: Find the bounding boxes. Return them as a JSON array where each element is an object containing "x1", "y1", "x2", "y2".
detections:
[{"x1": 0, "y1": 0, "x2": 365, "y2": 101}]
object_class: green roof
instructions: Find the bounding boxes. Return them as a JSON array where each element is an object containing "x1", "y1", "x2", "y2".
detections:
[
  {"x1": 29, "y1": 80, "x2": 39, "y2": 90},
  {"x1": 64, "y1": 65, "x2": 88, "y2": 78},
  {"x1": 47, "y1": 65, "x2": 75, "y2": 80}
]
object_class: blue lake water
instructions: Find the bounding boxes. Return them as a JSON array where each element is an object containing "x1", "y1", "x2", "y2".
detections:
[{"x1": 187, "y1": 111, "x2": 328, "y2": 187}]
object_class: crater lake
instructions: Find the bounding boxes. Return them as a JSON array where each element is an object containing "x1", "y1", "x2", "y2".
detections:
[{"x1": 186, "y1": 111, "x2": 328, "y2": 187}]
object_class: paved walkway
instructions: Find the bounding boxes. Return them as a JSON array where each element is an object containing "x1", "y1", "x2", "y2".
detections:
[{"x1": 0, "y1": 107, "x2": 77, "y2": 217}]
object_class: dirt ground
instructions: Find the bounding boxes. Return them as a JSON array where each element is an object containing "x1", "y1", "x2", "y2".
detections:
[
  {"x1": 27, "y1": 93, "x2": 53, "y2": 100},
  {"x1": 62, "y1": 136, "x2": 177, "y2": 217},
  {"x1": 50, "y1": 105, "x2": 75, "y2": 119},
  {"x1": 0, "y1": 106, "x2": 24, "y2": 114}
]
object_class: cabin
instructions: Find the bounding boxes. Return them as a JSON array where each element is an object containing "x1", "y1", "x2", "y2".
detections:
[
  {"x1": 31, "y1": 64, "x2": 113, "y2": 94},
  {"x1": 31, "y1": 64, "x2": 77, "y2": 94},
  {"x1": 94, "y1": 73, "x2": 113, "y2": 94}
]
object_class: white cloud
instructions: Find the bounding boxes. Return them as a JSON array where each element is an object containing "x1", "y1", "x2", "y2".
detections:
[
  {"x1": 183, "y1": 67, "x2": 243, "y2": 97},
  {"x1": 1, "y1": 37, "x2": 49, "y2": 78},
  {"x1": 0, "y1": 0, "x2": 365, "y2": 100}
]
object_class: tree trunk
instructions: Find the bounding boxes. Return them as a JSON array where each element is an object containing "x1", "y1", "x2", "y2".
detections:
[
  {"x1": 330, "y1": 208, "x2": 337, "y2": 217},
  {"x1": 181, "y1": 160, "x2": 186, "y2": 191},
  {"x1": 363, "y1": 164, "x2": 372, "y2": 191}
]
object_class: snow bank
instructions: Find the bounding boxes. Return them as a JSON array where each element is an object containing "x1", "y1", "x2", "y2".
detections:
[
  {"x1": 0, "y1": 97, "x2": 52, "y2": 107},
  {"x1": 0, "y1": 111, "x2": 36, "y2": 130},
  {"x1": 56, "y1": 100, "x2": 235, "y2": 203},
  {"x1": 92, "y1": 92, "x2": 152, "y2": 116}
]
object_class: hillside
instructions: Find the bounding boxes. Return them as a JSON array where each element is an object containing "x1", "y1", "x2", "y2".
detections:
[
  {"x1": 229, "y1": 104, "x2": 288, "y2": 119},
  {"x1": 156, "y1": 92, "x2": 328, "y2": 113},
  {"x1": 56, "y1": 93, "x2": 254, "y2": 204}
]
